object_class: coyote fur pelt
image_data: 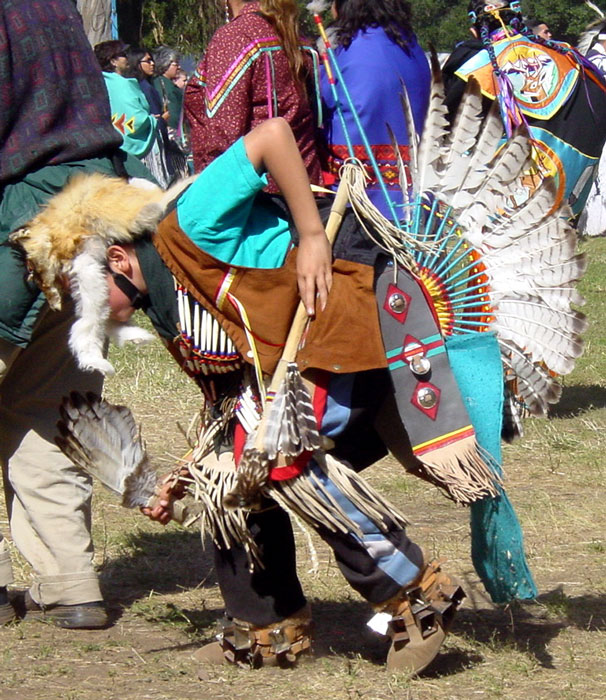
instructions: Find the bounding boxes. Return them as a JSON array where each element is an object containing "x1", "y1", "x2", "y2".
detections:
[
  {"x1": 12, "y1": 172, "x2": 167, "y2": 311},
  {"x1": 10, "y1": 171, "x2": 195, "y2": 375}
]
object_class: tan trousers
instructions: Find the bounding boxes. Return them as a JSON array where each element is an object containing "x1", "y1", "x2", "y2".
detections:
[{"x1": 0, "y1": 303, "x2": 103, "y2": 606}]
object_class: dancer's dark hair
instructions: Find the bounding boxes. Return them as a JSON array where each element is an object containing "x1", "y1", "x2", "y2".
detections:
[
  {"x1": 333, "y1": 0, "x2": 414, "y2": 52},
  {"x1": 93, "y1": 39, "x2": 129, "y2": 72}
]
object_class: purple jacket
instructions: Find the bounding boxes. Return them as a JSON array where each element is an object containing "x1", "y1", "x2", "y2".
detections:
[{"x1": 0, "y1": 0, "x2": 121, "y2": 184}]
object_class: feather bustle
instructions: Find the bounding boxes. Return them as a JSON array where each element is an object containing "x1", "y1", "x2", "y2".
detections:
[{"x1": 417, "y1": 51, "x2": 450, "y2": 193}]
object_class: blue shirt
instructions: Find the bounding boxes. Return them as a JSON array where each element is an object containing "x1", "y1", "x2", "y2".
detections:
[
  {"x1": 321, "y1": 26, "x2": 430, "y2": 219},
  {"x1": 176, "y1": 137, "x2": 292, "y2": 268}
]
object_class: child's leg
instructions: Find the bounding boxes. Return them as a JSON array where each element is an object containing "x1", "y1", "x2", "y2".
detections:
[{"x1": 195, "y1": 504, "x2": 311, "y2": 668}]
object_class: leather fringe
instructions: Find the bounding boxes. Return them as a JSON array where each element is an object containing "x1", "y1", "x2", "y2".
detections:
[{"x1": 414, "y1": 437, "x2": 502, "y2": 503}]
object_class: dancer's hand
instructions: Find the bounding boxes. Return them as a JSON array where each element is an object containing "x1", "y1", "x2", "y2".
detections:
[
  {"x1": 140, "y1": 470, "x2": 187, "y2": 525},
  {"x1": 140, "y1": 486, "x2": 173, "y2": 525},
  {"x1": 297, "y1": 230, "x2": 333, "y2": 316},
  {"x1": 243, "y1": 119, "x2": 334, "y2": 315}
]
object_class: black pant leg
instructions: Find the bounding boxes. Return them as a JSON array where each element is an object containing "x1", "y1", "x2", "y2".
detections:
[
  {"x1": 315, "y1": 516, "x2": 423, "y2": 605},
  {"x1": 213, "y1": 503, "x2": 306, "y2": 626}
]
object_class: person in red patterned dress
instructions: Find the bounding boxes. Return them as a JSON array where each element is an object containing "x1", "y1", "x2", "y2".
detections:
[{"x1": 184, "y1": 0, "x2": 323, "y2": 189}]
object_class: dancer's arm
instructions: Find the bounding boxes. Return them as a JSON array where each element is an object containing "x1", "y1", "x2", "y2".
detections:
[{"x1": 243, "y1": 118, "x2": 332, "y2": 316}]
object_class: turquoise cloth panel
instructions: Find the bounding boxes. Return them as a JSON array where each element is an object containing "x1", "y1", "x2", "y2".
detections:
[
  {"x1": 445, "y1": 332, "x2": 538, "y2": 603},
  {"x1": 103, "y1": 72, "x2": 158, "y2": 158},
  {"x1": 177, "y1": 137, "x2": 291, "y2": 268}
]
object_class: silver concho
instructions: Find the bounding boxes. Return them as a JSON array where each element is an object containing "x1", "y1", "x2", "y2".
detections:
[
  {"x1": 410, "y1": 354, "x2": 431, "y2": 376},
  {"x1": 417, "y1": 387, "x2": 437, "y2": 409},
  {"x1": 388, "y1": 293, "x2": 407, "y2": 313}
]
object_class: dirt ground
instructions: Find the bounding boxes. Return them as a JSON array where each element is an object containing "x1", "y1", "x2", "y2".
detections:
[{"x1": 1, "y1": 240, "x2": 605, "y2": 700}]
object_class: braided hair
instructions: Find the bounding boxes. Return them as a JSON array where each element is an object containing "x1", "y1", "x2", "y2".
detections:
[
  {"x1": 467, "y1": 1, "x2": 526, "y2": 64},
  {"x1": 467, "y1": 1, "x2": 527, "y2": 135},
  {"x1": 469, "y1": 1, "x2": 586, "y2": 65}
]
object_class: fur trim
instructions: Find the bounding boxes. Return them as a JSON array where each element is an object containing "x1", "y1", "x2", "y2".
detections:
[
  {"x1": 68, "y1": 237, "x2": 115, "y2": 375},
  {"x1": 68, "y1": 237, "x2": 157, "y2": 376},
  {"x1": 107, "y1": 321, "x2": 155, "y2": 347},
  {"x1": 9, "y1": 170, "x2": 195, "y2": 373},
  {"x1": 10, "y1": 172, "x2": 164, "y2": 310},
  {"x1": 306, "y1": 1, "x2": 330, "y2": 14}
]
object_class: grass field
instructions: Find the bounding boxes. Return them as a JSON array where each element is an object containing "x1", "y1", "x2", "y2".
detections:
[{"x1": 0, "y1": 238, "x2": 605, "y2": 700}]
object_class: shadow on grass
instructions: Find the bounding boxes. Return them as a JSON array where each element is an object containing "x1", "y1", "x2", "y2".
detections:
[
  {"x1": 549, "y1": 384, "x2": 606, "y2": 417},
  {"x1": 99, "y1": 527, "x2": 216, "y2": 617},
  {"x1": 456, "y1": 603, "x2": 564, "y2": 669},
  {"x1": 305, "y1": 599, "x2": 387, "y2": 664},
  {"x1": 113, "y1": 588, "x2": 606, "y2": 674},
  {"x1": 128, "y1": 597, "x2": 483, "y2": 674},
  {"x1": 457, "y1": 588, "x2": 606, "y2": 669},
  {"x1": 163, "y1": 599, "x2": 481, "y2": 675},
  {"x1": 536, "y1": 587, "x2": 606, "y2": 632},
  {"x1": 308, "y1": 599, "x2": 483, "y2": 674},
  {"x1": 96, "y1": 525, "x2": 606, "y2": 672}
]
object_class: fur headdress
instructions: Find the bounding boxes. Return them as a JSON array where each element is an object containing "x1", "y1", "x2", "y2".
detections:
[{"x1": 10, "y1": 172, "x2": 189, "y2": 376}]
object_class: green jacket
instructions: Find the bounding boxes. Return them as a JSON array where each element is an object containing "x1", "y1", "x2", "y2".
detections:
[
  {"x1": 0, "y1": 156, "x2": 154, "y2": 347},
  {"x1": 153, "y1": 75, "x2": 183, "y2": 131},
  {"x1": 0, "y1": 0, "x2": 157, "y2": 348}
]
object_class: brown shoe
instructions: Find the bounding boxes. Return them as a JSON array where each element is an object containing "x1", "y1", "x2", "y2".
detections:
[
  {"x1": 0, "y1": 587, "x2": 16, "y2": 625},
  {"x1": 380, "y1": 560, "x2": 465, "y2": 675},
  {"x1": 194, "y1": 604, "x2": 312, "y2": 669},
  {"x1": 192, "y1": 641, "x2": 227, "y2": 666},
  {"x1": 21, "y1": 591, "x2": 108, "y2": 629}
]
